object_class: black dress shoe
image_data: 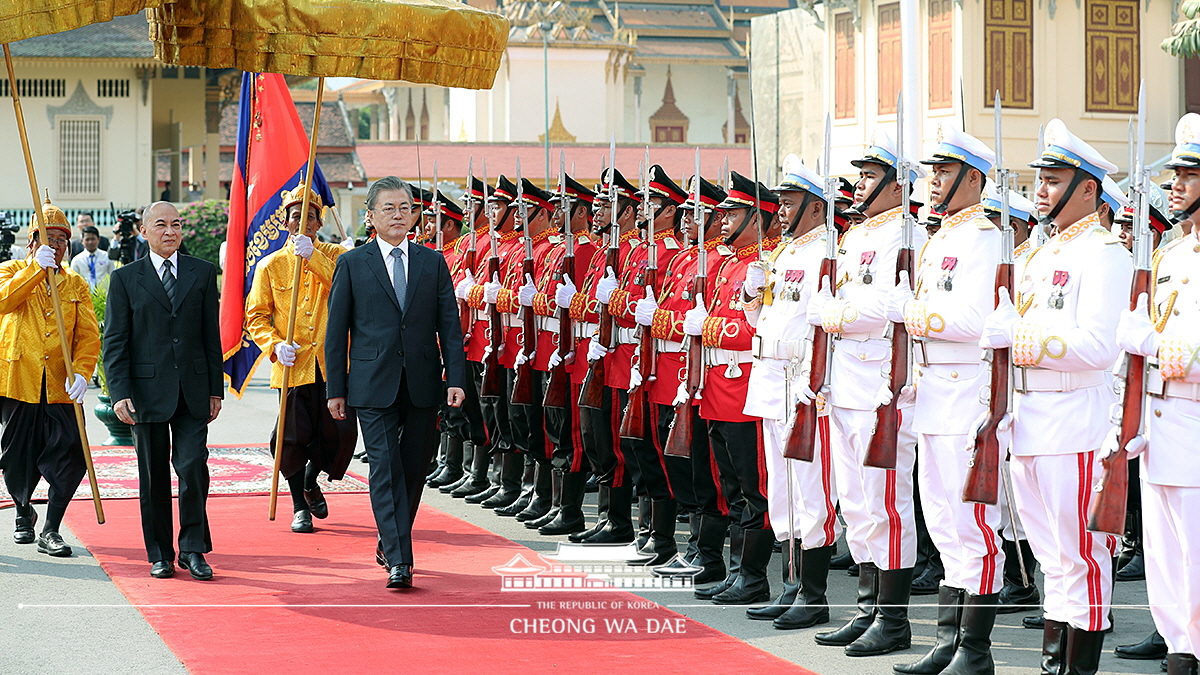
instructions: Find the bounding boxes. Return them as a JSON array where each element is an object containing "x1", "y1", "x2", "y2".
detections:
[
  {"x1": 1023, "y1": 614, "x2": 1045, "y2": 629},
  {"x1": 525, "y1": 507, "x2": 559, "y2": 529},
  {"x1": 13, "y1": 509, "x2": 37, "y2": 545},
  {"x1": 150, "y1": 560, "x2": 176, "y2": 578},
  {"x1": 1115, "y1": 550, "x2": 1146, "y2": 581},
  {"x1": 291, "y1": 509, "x2": 314, "y2": 533},
  {"x1": 36, "y1": 531, "x2": 72, "y2": 557},
  {"x1": 178, "y1": 552, "x2": 214, "y2": 581},
  {"x1": 515, "y1": 498, "x2": 552, "y2": 523},
  {"x1": 1115, "y1": 631, "x2": 1168, "y2": 660},
  {"x1": 568, "y1": 519, "x2": 608, "y2": 542},
  {"x1": 387, "y1": 564, "x2": 413, "y2": 589},
  {"x1": 303, "y1": 487, "x2": 329, "y2": 519}
]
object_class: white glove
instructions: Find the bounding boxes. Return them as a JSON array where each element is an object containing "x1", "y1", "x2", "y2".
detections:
[
  {"x1": 1116, "y1": 293, "x2": 1158, "y2": 357},
  {"x1": 548, "y1": 350, "x2": 564, "y2": 369},
  {"x1": 274, "y1": 341, "x2": 298, "y2": 367},
  {"x1": 979, "y1": 287, "x2": 1020, "y2": 349},
  {"x1": 595, "y1": 266, "x2": 618, "y2": 304},
  {"x1": 682, "y1": 294, "x2": 708, "y2": 336},
  {"x1": 483, "y1": 273, "x2": 501, "y2": 304},
  {"x1": 518, "y1": 274, "x2": 537, "y2": 307},
  {"x1": 455, "y1": 269, "x2": 476, "y2": 301},
  {"x1": 794, "y1": 383, "x2": 817, "y2": 407},
  {"x1": 514, "y1": 349, "x2": 530, "y2": 366},
  {"x1": 1101, "y1": 426, "x2": 1148, "y2": 461},
  {"x1": 629, "y1": 367, "x2": 643, "y2": 390},
  {"x1": 872, "y1": 384, "x2": 915, "y2": 410},
  {"x1": 966, "y1": 411, "x2": 1014, "y2": 455},
  {"x1": 886, "y1": 271, "x2": 914, "y2": 324},
  {"x1": 292, "y1": 233, "x2": 314, "y2": 260},
  {"x1": 672, "y1": 381, "x2": 690, "y2": 407},
  {"x1": 743, "y1": 264, "x2": 767, "y2": 298},
  {"x1": 587, "y1": 339, "x2": 609, "y2": 362},
  {"x1": 339, "y1": 237, "x2": 355, "y2": 250},
  {"x1": 554, "y1": 277, "x2": 577, "y2": 309},
  {"x1": 65, "y1": 373, "x2": 87, "y2": 404},
  {"x1": 34, "y1": 245, "x2": 57, "y2": 270},
  {"x1": 806, "y1": 279, "x2": 833, "y2": 327},
  {"x1": 634, "y1": 286, "x2": 658, "y2": 326}
]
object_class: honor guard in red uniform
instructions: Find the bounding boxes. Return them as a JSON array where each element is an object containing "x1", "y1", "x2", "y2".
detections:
[{"x1": 682, "y1": 171, "x2": 781, "y2": 605}]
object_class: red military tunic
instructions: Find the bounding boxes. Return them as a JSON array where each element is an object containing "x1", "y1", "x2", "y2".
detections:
[
  {"x1": 464, "y1": 229, "x2": 522, "y2": 363},
  {"x1": 496, "y1": 227, "x2": 556, "y2": 368},
  {"x1": 565, "y1": 234, "x2": 607, "y2": 384},
  {"x1": 604, "y1": 228, "x2": 683, "y2": 390},
  {"x1": 530, "y1": 233, "x2": 600, "y2": 373}
]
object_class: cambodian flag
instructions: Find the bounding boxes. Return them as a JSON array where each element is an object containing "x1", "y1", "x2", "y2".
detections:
[{"x1": 220, "y1": 72, "x2": 335, "y2": 397}]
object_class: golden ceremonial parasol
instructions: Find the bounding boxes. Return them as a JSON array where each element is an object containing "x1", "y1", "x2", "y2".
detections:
[
  {"x1": 147, "y1": 0, "x2": 509, "y2": 519},
  {"x1": 0, "y1": 0, "x2": 168, "y2": 524}
]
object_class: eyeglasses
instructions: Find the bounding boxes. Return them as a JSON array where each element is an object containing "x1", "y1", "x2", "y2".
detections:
[
  {"x1": 45, "y1": 236, "x2": 69, "y2": 247},
  {"x1": 372, "y1": 205, "x2": 408, "y2": 216}
]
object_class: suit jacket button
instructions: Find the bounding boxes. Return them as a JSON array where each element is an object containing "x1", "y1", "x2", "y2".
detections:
[
  {"x1": 398, "y1": 351, "x2": 403, "y2": 357},
  {"x1": 173, "y1": 338, "x2": 179, "y2": 343},
  {"x1": 174, "y1": 364, "x2": 179, "y2": 370},
  {"x1": 401, "y1": 324, "x2": 406, "y2": 330}
]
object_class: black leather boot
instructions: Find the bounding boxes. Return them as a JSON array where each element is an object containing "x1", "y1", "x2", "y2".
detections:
[
  {"x1": 998, "y1": 538, "x2": 1040, "y2": 613},
  {"x1": 774, "y1": 543, "x2": 835, "y2": 630},
  {"x1": 911, "y1": 550, "x2": 944, "y2": 596},
  {"x1": 1116, "y1": 505, "x2": 1144, "y2": 581},
  {"x1": 943, "y1": 592, "x2": 999, "y2": 675},
  {"x1": 1117, "y1": 631, "x2": 1168, "y2": 660},
  {"x1": 450, "y1": 445, "x2": 492, "y2": 497},
  {"x1": 481, "y1": 453, "x2": 523, "y2": 508},
  {"x1": 1167, "y1": 654, "x2": 1200, "y2": 675},
  {"x1": 540, "y1": 471, "x2": 587, "y2": 535},
  {"x1": 684, "y1": 512, "x2": 700, "y2": 563},
  {"x1": 894, "y1": 585, "x2": 964, "y2": 673},
  {"x1": 1064, "y1": 626, "x2": 1105, "y2": 675},
  {"x1": 497, "y1": 460, "x2": 536, "y2": 516},
  {"x1": 583, "y1": 484, "x2": 634, "y2": 543},
  {"x1": 628, "y1": 499, "x2": 678, "y2": 566},
  {"x1": 1041, "y1": 619, "x2": 1068, "y2": 675},
  {"x1": 429, "y1": 436, "x2": 464, "y2": 487},
  {"x1": 748, "y1": 538, "x2": 799, "y2": 620},
  {"x1": 568, "y1": 481, "x2": 609, "y2": 542},
  {"x1": 816, "y1": 561, "x2": 878, "y2": 646},
  {"x1": 635, "y1": 496, "x2": 652, "y2": 549},
  {"x1": 712, "y1": 529, "x2": 773, "y2": 605},
  {"x1": 695, "y1": 522, "x2": 741, "y2": 597},
  {"x1": 13, "y1": 503, "x2": 36, "y2": 545},
  {"x1": 516, "y1": 462, "x2": 554, "y2": 521},
  {"x1": 526, "y1": 468, "x2": 562, "y2": 528},
  {"x1": 830, "y1": 549, "x2": 855, "y2": 570},
  {"x1": 845, "y1": 567, "x2": 913, "y2": 656}
]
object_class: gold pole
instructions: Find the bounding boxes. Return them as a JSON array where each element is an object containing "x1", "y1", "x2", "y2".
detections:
[
  {"x1": 269, "y1": 77, "x2": 325, "y2": 520},
  {"x1": 3, "y1": 45, "x2": 104, "y2": 524}
]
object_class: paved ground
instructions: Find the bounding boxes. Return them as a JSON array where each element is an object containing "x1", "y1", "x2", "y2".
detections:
[{"x1": 2, "y1": 372, "x2": 1162, "y2": 674}]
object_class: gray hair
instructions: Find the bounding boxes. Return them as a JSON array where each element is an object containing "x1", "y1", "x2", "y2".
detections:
[{"x1": 366, "y1": 176, "x2": 412, "y2": 210}]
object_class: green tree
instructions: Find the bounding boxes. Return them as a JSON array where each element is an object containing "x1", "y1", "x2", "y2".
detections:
[
  {"x1": 1163, "y1": 1, "x2": 1200, "y2": 57},
  {"x1": 179, "y1": 200, "x2": 229, "y2": 266}
]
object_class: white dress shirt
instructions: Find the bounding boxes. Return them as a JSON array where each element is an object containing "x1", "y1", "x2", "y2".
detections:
[
  {"x1": 70, "y1": 248, "x2": 114, "y2": 288},
  {"x1": 148, "y1": 249, "x2": 180, "y2": 279},
  {"x1": 375, "y1": 236, "x2": 409, "y2": 286}
]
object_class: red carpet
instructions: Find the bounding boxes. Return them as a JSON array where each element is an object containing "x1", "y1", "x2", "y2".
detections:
[{"x1": 66, "y1": 494, "x2": 818, "y2": 675}]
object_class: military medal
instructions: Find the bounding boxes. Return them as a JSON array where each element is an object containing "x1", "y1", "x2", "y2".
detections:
[
  {"x1": 784, "y1": 270, "x2": 804, "y2": 301},
  {"x1": 859, "y1": 251, "x2": 875, "y2": 285},
  {"x1": 1049, "y1": 270, "x2": 1068, "y2": 309},
  {"x1": 937, "y1": 256, "x2": 957, "y2": 291}
]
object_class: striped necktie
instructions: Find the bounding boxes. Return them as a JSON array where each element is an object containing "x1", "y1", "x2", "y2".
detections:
[
  {"x1": 391, "y1": 248, "x2": 406, "y2": 313},
  {"x1": 161, "y1": 259, "x2": 176, "y2": 303}
]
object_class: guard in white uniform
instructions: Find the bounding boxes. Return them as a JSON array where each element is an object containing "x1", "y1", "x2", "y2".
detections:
[
  {"x1": 807, "y1": 130, "x2": 926, "y2": 657},
  {"x1": 889, "y1": 126, "x2": 1005, "y2": 675},
  {"x1": 979, "y1": 119, "x2": 1131, "y2": 675},
  {"x1": 741, "y1": 157, "x2": 841, "y2": 630},
  {"x1": 1114, "y1": 115, "x2": 1200, "y2": 675}
]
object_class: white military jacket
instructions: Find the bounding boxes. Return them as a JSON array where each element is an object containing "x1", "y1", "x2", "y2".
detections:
[
  {"x1": 1011, "y1": 212, "x2": 1133, "y2": 456},
  {"x1": 905, "y1": 203, "x2": 1001, "y2": 435},
  {"x1": 1145, "y1": 231, "x2": 1200, "y2": 487},
  {"x1": 744, "y1": 226, "x2": 827, "y2": 421}
]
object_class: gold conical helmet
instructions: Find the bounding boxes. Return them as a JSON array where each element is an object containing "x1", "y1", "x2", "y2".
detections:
[{"x1": 29, "y1": 195, "x2": 72, "y2": 239}]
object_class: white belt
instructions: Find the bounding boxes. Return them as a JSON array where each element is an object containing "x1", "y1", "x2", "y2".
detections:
[
  {"x1": 472, "y1": 308, "x2": 487, "y2": 324},
  {"x1": 915, "y1": 339, "x2": 983, "y2": 366},
  {"x1": 658, "y1": 339, "x2": 685, "y2": 353},
  {"x1": 1154, "y1": 374, "x2": 1200, "y2": 401},
  {"x1": 501, "y1": 313, "x2": 518, "y2": 329},
  {"x1": 836, "y1": 328, "x2": 890, "y2": 343},
  {"x1": 752, "y1": 335, "x2": 806, "y2": 360},
  {"x1": 535, "y1": 316, "x2": 558, "y2": 332},
  {"x1": 573, "y1": 321, "x2": 598, "y2": 340},
  {"x1": 704, "y1": 347, "x2": 754, "y2": 379},
  {"x1": 1014, "y1": 368, "x2": 1105, "y2": 393},
  {"x1": 616, "y1": 326, "x2": 639, "y2": 344}
]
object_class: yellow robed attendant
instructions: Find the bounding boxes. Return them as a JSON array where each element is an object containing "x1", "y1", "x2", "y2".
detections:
[
  {"x1": 0, "y1": 198, "x2": 100, "y2": 557},
  {"x1": 244, "y1": 186, "x2": 357, "y2": 533}
]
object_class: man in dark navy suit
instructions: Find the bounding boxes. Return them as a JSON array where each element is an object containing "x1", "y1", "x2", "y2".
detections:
[{"x1": 325, "y1": 176, "x2": 467, "y2": 589}]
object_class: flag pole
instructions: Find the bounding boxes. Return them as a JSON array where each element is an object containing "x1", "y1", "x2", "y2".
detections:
[
  {"x1": 3, "y1": 44, "x2": 103, "y2": 524},
  {"x1": 269, "y1": 76, "x2": 325, "y2": 520}
]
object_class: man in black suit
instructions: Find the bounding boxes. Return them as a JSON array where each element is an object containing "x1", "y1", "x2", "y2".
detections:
[
  {"x1": 104, "y1": 201, "x2": 224, "y2": 581},
  {"x1": 326, "y1": 176, "x2": 467, "y2": 590},
  {"x1": 69, "y1": 212, "x2": 110, "y2": 258}
]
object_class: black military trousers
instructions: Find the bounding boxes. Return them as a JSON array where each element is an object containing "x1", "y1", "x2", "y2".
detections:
[{"x1": 708, "y1": 419, "x2": 769, "y2": 531}]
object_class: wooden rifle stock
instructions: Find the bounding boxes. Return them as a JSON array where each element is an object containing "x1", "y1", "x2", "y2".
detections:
[
  {"x1": 578, "y1": 246, "x2": 619, "y2": 408},
  {"x1": 619, "y1": 266, "x2": 657, "y2": 440},
  {"x1": 459, "y1": 248, "x2": 475, "y2": 336},
  {"x1": 864, "y1": 246, "x2": 912, "y2": 469},
  {"x1": 480, "y1": 255, "x2": 504, "y2": 398},
  {"x1": 663, "y1": 274, "x2": 706, "y2": 457},
  {"x1": 962, "y1": 260, "x2": 1014, "y2": 505},
  {"x1": 511, "y1": 257, "x2": 537, "y2": 405},
  {"x1": 542, "y1": 251, "x2": 574, "y2": 408},
  {"x1": 783, "y1": 256, "x2": 836, "y2": 461},
  {"x1": 1087, "y1": 267, "x2": 1150, "y2": 535}
]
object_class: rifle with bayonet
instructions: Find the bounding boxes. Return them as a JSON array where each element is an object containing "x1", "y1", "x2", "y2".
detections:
[
  {"x1": 784, "y1": 114, "x2": 837, "y2": 462},
  {"x1": 511, "y1": 159, "x2": 537, "y2": 406},
  {"x1": 579, "y1": 139, "x2": 620, "y2": 409},
  {"x1": 864, "y1": 91, "x2": 913, "y2": 469},
  {"x1": 543, "y1": 151, "x2": 574, "y2": 409},
  {"x1": 620, "y1": 149, "x2": 657, "y2": 439},
  {"x1": 963, "y1": 91, "x2": 1013, "y2": 504},
  {"x1": 461, "y1": 158, "x2": 477, "y2": 336},
  {"x1": 480, "y1": 160, "x2": 504, "y2": 398},
  {"x1": 1089, "y1": 80, "x2": 1150, "y2": 536}
]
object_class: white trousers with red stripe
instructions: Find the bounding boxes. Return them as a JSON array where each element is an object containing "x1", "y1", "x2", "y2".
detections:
[
  {"x1": 829, "y1": 406, "x2": 917, "y2": 571},
  {"x1": 762, "y1": 415, "x2": 841, "y2": 548},
  {"x1": 1143, "y1": 477, "x2": 1200, "y2": 655},
  {"x1": 1011, "y1": 451, "x2": 1117, "y2": 632},
  {"x1": 918, "y1": 433, "x2": 1004, "y2": 595}
]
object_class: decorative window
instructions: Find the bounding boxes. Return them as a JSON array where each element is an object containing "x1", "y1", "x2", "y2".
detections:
[
  {"x1": 59, "y1": 118, "x2": 102, "y2": 196},
  {"x1": 0, "y1": 79, "x2": 66, "y2": 97},
  {"x1": 183, "y1": 66, "x2": 201, "y2": 79},
  {"x1": 654, "y1": 126, "x2": 685, "y2": 143},
  {"x1": 1085, "y1": 0, "x2": 1138, "y2": 113},
  {"x1": 96, "y1": 79, "x2": 129, "y2": 97},
  {"x1": 877, "y1": 4, "x2": 901, "y2": 115},
  {"x1": 929, "y1": 0, "x2": 953, "y2": 110},
  {"x1": 160, "y1": 66, "x2": 178, "y2": 79},
  {"x1": 984, "y1": 0, "x2": 1033, "y2": 109},
  {"x1": 834, "y1": 13, "x2": 855, "y2": 119}
]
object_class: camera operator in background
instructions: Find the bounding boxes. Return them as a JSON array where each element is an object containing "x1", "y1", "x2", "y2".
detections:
[
  {"x1": 70, "y1": 212, "x2": 109, "y2": 258},
  {"x1": 70, "y1": 226, "x2": 115, "y2": 289},
  {"x1": 0, "y1": 212, "x2": 19, "y2": 263},
  {"x1": 110, "y1": 208, "x2": 141, "y2": 265}
]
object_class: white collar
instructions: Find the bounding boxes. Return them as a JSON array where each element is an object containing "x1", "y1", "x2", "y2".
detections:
[
  {"x1": 148, "y1": 249, "x2": 179, "y2": 275},
  {"x1": 376, "y1": 236, "x2": 410, "y2": 259}
]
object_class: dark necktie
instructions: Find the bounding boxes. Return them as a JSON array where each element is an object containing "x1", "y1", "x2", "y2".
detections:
[
  {"x1": 161, "y1": 259, "x2": 176, "y2": 303},
  {"x1": 391, "y1": 248, "x2": 407, "y2": 313}
]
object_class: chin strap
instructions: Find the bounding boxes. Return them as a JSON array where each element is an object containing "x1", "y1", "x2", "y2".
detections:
[
  {"x1": 1036, "y1": 168, "x2": 1088, "y2": 233},
  {"x1": 933, "y1": 164, "x2": 971, "y2": 213},
  {"x1": 846, "y1": 165, "x2": 897, "y2": 219},
  {"x1": 784, "y1": 192, "x2": 814, "y2": 237},
  {"x1": 1171, "y1": 194, "x2": 1200, "y2": 224},
  {"x1": 724, "y1": 207, "x2": 759, "y2": 246}
]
